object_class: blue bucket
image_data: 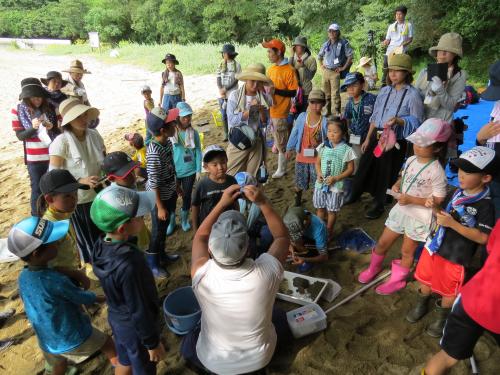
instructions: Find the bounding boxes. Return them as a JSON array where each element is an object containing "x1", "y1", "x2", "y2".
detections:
[{"x1": 163, "y1": 286, "x2": 201, "y2": 335}]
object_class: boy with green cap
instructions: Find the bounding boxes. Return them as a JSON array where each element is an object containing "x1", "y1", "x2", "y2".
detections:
[{"x1": 90, "y1": 185, "x2": 165, "y2": 374}]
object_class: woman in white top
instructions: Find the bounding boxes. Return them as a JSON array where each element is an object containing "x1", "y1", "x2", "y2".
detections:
[
  {"x1": 226, "y1": 64, "x2": 272, "y2": 177},
  {"x1": 49, "y1": 98, "x2": 105, "y2": 263}
]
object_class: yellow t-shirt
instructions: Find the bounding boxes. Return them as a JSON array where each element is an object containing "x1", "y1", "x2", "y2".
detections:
[
  {"x1": 267, "y1": 63, "x2": 299, "y2": 119},
  {"x1": 132, "y1": 147, "x2": 147, "y2": 168},
  {"x1": 44, "y1": 207, "x2": 80, "y2": 270}
]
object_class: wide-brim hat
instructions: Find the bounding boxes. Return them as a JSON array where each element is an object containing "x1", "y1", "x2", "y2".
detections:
[
  {"x1": 385, "y1": 53, "x2": 415, "y2": 74},
  {"x1": 162, "y1": 53, "x2": 179, "y2": 64},
  {"x1": 357, "y1": 56, "x2": 373, "y2": 69},
  {"x1": 40, "y1": 71, "x2": 68, "y2": 88},
  {"x1": 235, "y1": 63, "x2": 272, "y2": 85},
  {"x1": 481, "y1": 61, "x2": 500, "y2": 101},
  {"x1": 220, "y1": 44, "x2": 238, "y2": 57},
  {"x1": 63, "y1": 59, "x2": 91, "y2": 74},
  {"x1": 292, "y1": 36, "x2": 308, "y2": 48},
  {"x1": 19, "y1": 81, "x2": 49, "y2": 100},
  {"x1": 429, "y1": 32, "x2": 463, "y2": 58},
  {"x1": 59, "y1": 97, "x2": 100, "y2": 126}
]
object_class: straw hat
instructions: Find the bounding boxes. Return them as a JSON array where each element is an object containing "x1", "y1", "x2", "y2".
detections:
[
  {"x1": 429, "y1": 33, "x2": 463, "y2": 58},
  {"x1": 385, "y1": 53, "x2": 414, "y2": 74},
  {"x1": 63, "y1": 60, "x2": 91, "y2": 74},
  {"x1": 235, "y1": 64, "x2": 272, "y2": 85},
  {"x1": 356, "y1": 56, "x2": 373, "y2": 69},
  {"x1": 59, "y1": 97, "x2": 99, "y2": 126}
]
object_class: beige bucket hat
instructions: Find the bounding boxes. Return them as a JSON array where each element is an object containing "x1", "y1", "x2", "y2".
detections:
[
  {"x1": 63, "y1": 60, "x2": 91, "y2": 74},
  {"x1": 235, "y1": 63, "x2": 272, "y2": 85},
  {"x1": 429, "y1": 32, "x2": 463, "y2": 58},
  {"x1": 59, "y1": 97, "x2": 99, "y2": 126},
  {"x1": 356, "y1": 56, "x2": 373, "y2": 69},
  {"x1": 385, "y1": 53, "x2": 415, "y2": 74},
  {"x1": 308, "y1": 89, "x2": 326, "y2": 102}
]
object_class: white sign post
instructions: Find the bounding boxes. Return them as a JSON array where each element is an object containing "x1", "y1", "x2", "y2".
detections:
[{"x1": 88, "y1": 32, "x2": 100, "y2": 53}]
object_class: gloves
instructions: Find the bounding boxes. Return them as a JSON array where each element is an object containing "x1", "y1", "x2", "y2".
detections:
[{"x1": 430, "y1": 76, "x2": 443, "y2": 93}]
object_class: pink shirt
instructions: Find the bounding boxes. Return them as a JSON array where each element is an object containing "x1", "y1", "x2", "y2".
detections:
[
  {"x1": 461, "y1": 220, "x2": 500, "y2": 333},
  {"x1": 397, "y1": 156, "x2": 447, "y2": 225}
]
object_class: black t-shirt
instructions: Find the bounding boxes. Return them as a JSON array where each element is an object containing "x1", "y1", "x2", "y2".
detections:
[
  {"x1": 437, "y1": 191, "x2": 495, "y2": 266},
  {"x1": 191, "y1": 175, "x2": 237, "y2": 226}
]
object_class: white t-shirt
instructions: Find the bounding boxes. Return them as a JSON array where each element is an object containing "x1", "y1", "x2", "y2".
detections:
[
  {"x1": 385, "y1": 22, "x2": 413, "y2": 55},
  {"x1": 193, "y1": 253, "x2": 283, "y2": 375},
  {"x1": 397, "y1": 156, "x2": 447, "y2": 224},
  {"x1": 49, "y1": 130, "x2": 105, "y2": 204}
]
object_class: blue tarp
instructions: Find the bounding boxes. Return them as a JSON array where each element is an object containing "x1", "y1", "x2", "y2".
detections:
[{"x1": 446, "y1": 99, "x2": 495, "y2": 186}]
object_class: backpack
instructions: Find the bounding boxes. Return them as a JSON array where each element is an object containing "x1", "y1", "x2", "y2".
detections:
[
  {"x1": 229, "y1": 123, "x2": 256, "y2": 150},
  {"x1": 464, "y1": 85, "x2": 480, "y2": 105}
]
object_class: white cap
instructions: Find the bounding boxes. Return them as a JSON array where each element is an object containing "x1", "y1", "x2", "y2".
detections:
[{"x1": 328, "y1": 23, "x2": 340, "y2": 31}]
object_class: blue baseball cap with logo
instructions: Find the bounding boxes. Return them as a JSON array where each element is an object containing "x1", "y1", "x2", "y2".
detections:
[
  {"x1": 341, "y1": 72, "x2": 365, "y2": 91},
  {"x1": 176, "y1": 101, "x2": 193, "y2": 117},
  {"x1": 8, "y1": 217, "x2": 69, "y2": 258}
]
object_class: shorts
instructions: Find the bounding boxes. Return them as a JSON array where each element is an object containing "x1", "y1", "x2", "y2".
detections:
[
  {"x1": 441, "y1": 297, "x2": 500, "y2": 360},
  {"x1": 110, "y1": 320, "x2": 157, "y2": 374},
  {"x1": 385, "y1": 204, "x2": 429, "y2": 242},
  {"x1": 415, "y1": 250, "x2": 465, "y2": 297},
  {"x1": 271, "y1": 118, "x2": 289, "y2": 151},
  {"x1": 43, "y1": 327, "x2": 108, "y2": 366},
  {"x1": 313, "y1": 187, "x2": 344, "y2": 212},
  {"x1": 295, "y1": 162, "x2": 317, "y2": 190}
]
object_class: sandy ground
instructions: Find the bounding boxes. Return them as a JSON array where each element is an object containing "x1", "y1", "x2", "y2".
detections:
[{"x1": 0, "y1": 48, "x2": 499, "y2": 375}]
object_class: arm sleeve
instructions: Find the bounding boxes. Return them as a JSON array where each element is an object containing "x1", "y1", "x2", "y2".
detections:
[
  {"x1": 227, "y1": 92, "x2": 244, "y2": 128},
  {"x1": 344, "y1": 100, "x2": 352, "y2": 119},
  {"x1": 344, "y1": 41, "x2": 354, "y2": 57},
  {"x1": 476, "y1": 202, "x2": 495, "y2": 234},
  {"x1": 16, "y1": 128, "x2": 38, "y2": 141},
  {"x1": 120, "y1": 265, "x2": 160, "y2": 349},
  {"x1": 286, "y1": 120, "x2": 299, "y2": 151},
  {"x1": 342, "y1": 147, "x2": 357, "y2": 163},
  {"x1": 146, "y1": 148, "x2": 160, "y2": 189},
  {"x1": 274, "y1": 88, "x2": 297, "y2": 97},
  {"x1": 56, "y1": 276, "x2": 97, "y2": 306},
  {"x1": 216, "y1": 76, "x2": 223, "y2": 89},
  {"x1": 415, "y1": 70, "x2": 428, "y2": 98},
  {"x1": 434, "y1": 71, "x2": 467, "y2": 113},
  {"x1": 194, "y1": 132, "x2": 202, "y2": 173},
  {"x1": 369, "y1": 90, "x2": 385, "y2": 124},
  {"x1": 49, "y1": 135, "x2": 66, "y2": 158}
]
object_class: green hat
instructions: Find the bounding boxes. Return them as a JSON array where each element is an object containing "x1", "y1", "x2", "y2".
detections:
[
  {"x1": 385, "y1": 53, "x2": 415, "y2": 74},
  {"x1": 90, "y1": 185, "x2": 155, "y2": 233}
]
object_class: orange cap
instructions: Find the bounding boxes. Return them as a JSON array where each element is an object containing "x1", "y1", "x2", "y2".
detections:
[{"x1": 262, "y1": 39, "x2": 286, "y2": 54}]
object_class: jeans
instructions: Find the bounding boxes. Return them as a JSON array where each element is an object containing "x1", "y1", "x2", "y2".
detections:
[
  {"x1": 162, "y1": 94, "x2": 182, "y2": 111},
  {"x1": 27, "y1": 162, "x2": 49, "y2": 216},
  {"x1": 218, "y1": 98, "x2": 228, "y2": 139},
  {"x1": 148, "y1": 196, "x2": 177, "y2": 255}
]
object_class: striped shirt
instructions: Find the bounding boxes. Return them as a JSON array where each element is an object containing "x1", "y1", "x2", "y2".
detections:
[
  {"x1": 12, "y1": 103, "x2": 58, "y2": 164},
  {"x1": 146, "y1": 140, "x2": 177, "y2": 200}
]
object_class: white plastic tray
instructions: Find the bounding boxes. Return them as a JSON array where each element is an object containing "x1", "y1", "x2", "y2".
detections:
[{"x1": 277, "y1": 271, "x2": 329, "y2": 305}]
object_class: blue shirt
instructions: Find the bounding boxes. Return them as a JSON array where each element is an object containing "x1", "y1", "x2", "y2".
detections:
[
  {"x1": 318, "y1": 39, "x2": 353, "y2": 69},
  {"x1": 344, "y1": 92, "x2": 377, "y2": 141},
  {"x1": 369, "y1": 84, "x2": 424, "y2": 139},
  {"x1": 19, "y1": 266, "x2": 96, "y2": 354},
  {"x1": 171, "y1": 129, "x2": 202, "y2": 178},
  {"x1": 303, "y1": 215, "x2": 328, "y2": 255}
]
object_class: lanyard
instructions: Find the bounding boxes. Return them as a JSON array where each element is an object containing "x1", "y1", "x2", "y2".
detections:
[
  {"x1": 305, "y1": 113, "x2": 322, "y2": 146},
  {"x1": 351, "y1": 95, "x2": 364, "y2": 125},
  {"x1": 401, "y1": 159, "x2": 434, "y2": 194}
]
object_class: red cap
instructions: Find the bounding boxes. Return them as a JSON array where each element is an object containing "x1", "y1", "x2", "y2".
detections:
[
  {"x1": 262, "y1": 39, "x2": 286, "y2": 54},
  {"x1": 166, "y1": 108, "x2": 179, "y2": 123}
]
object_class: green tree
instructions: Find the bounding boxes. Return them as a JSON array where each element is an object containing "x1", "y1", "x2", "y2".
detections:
[
  {"x1": 84, "y1": 0, "x2": 131, "y2": 43},
  {"x1": 157, "y1": 0, "x2": 205, "y2": 43}
]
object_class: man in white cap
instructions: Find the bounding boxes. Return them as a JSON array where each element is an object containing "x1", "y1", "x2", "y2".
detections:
[
  {"x1": 182, "y1": 184, "x2": 291, "y2": 374},
  {"x1": 318, "y1": 23, "x2": 353, "y2": 116}
]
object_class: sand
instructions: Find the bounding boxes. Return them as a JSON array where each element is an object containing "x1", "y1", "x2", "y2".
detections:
[{"x1": 1, "y1": 48, "x2": 499, "y2": 375}]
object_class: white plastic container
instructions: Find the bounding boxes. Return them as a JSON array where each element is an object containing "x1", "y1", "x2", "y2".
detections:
[
  {"x1": 277, "y1": 271, "x2": 328, "y2": 305},
  {"x1": 287, "y1": 303, "x2": 327, "y2": 338}
]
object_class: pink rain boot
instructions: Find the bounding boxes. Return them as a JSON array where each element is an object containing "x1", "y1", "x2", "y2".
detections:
[
  {"x1": 358, "y1": 249, "x2": 385, "y2": 284},
  {"x1": 375, "y1": 259, "x2": 410, "y2": 295}
]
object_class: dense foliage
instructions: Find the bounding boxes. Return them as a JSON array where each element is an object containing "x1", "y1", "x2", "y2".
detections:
[{"x1": 0, "y1": 0, "x2": 498, "y2": 78}]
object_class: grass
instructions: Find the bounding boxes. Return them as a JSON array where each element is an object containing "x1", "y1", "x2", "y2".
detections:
[{"x1": 43, "y1": 41, "x2": 486, "y2": 88}]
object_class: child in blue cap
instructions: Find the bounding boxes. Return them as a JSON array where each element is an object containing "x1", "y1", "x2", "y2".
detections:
[{"x1": 7, "y1": 216, "x2": 118, "y2": 374}]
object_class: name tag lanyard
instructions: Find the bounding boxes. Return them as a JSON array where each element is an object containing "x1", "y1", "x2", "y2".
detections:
[
  {"x1": 304, "y1": 114, "x2": 322, "y2": 155},
  {"x1": 176, "y1": 128, "x2": 195, "y2": 160}
]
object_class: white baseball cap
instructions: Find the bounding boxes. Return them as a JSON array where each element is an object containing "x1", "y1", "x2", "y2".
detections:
[{"x1": 328, "y1": 23, "x2": 340, "y2": 31}]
